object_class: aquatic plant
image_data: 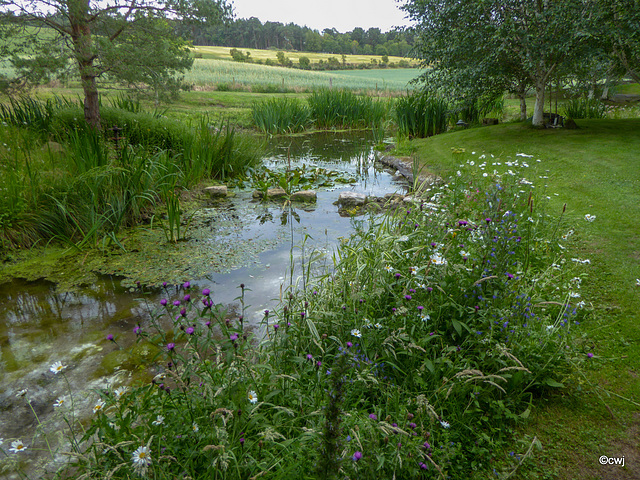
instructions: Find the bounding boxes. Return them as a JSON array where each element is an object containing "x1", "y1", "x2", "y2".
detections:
[
  {"x1": 395, "y1": 92, "x2": 449, "y2": 138},
  {"x1": 308, "y1": 88, "x2": 389, "y2": 129},
  {"x1": 251, "y1": 97, "x2": 312, "y2": 134}
]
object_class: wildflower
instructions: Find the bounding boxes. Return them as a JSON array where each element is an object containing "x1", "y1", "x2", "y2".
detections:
[
  {"x1": 346, "y1": 341, "x2": 353, "y2": 348},
  {"x1": 584, "y1": 214, "x2": 596, "y2": 222},
  {"x1": 93, "y1": 400, "x2": 106, "y2": 414},
  {"x1": 183, "y1": 294, "x2": 191, "y2": 302},
  {"x1": 587, "y1": 352, "x2": 594, "y2": 358},
  {"x1": 636, "y1": 279, "x2": 640, "y2": 287},
  {"x1": 106, "y1": 334, "x2": 114, "y2": 341},
  {"x1": 229, "y1": 333, "x2": 239, "y2": 342},
  {"x1": 185, "y1": 326, "x2": 195, "y2": 335},
  {"x1": 352, "y1": 451, "x2": 362, "y2": 461},
  {"x1": 160, "y1": 298, "x2": 168, "y2": 306},
  {"x1": 577, "y1": 301, "x2": 586, "y2": 308},
  {"x1": 183, "y1": 281, "x2": 191, "y2": 289},
  {"x1": 409, "y1": 266, "x2": 417, "y2": 275},
  {"x1": 166, "y1": 343, "x2": 175, "y2": 351},
  {"x1": 202, "y1": 288, "x2": 210, "y2": 296},
  {"x1": 152, "y1": 415, "x2": 165, "y2": 426},
  {"x1": 114, "y1": 386, "x2": 128, "y2": 399},
  {"x1": 192, "y1": 422, "x2": 199, "y2": 433},
  {"x1": 374, "y1": 323, "x2": 382, "y2": 329},
  {"x1": 420, "y1": 312, "x2": 430, "y2": 322},
  {"x1": 430, "y1": 253, "x2": 447, "y2": 265},
  {"x1": 369, "y1": 414, "x2": 378, "y2": 420},
  {"x1": 306, "y1": 354, "x2": 313, "y2": 361},
  {"x1": 133, "y1": 326, "x2": 141, "y2": 335},
  {"x1": 351, "y1": 329, "x2": 362, "y2": 338},
  {"x1": 131, "y1": 446, "x2": 152, "y2": 468},
  {"x1": 440, "y1": 420, "x2": 450, "y2": 428},
  {"x1": 53, "y1": 397, "x2": 65, "y2": 407},
  {"x1": 9, "y1": 440, "x2": 27, "y2": 453},
  {"x1": 16, "y1": 388, "x2": 28, "y2": 397},
  {"x1": 50, "y1": 361, "x2": 67, "y2": 374},
  {"x1": 384, "y1": 265, "x2": 394, "y2": 273},
  {"x1": 248, "y1": 391, "x2": 258, "y2": 404}
]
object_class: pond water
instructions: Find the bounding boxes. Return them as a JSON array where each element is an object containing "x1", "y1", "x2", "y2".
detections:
[{"x1": 0, "y1": 131, "x2": 407, "y2": 477}]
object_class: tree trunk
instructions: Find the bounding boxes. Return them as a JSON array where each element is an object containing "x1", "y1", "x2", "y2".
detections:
[
  {"x1": 70, "y1": 0, "x2": 100, "y2": 129},
  {"x1": 519, "y1": 95, "x2": 527, "y2": 121},
  {"x1": 532, "y1": 79, "x2": 546, "y2": 127}
]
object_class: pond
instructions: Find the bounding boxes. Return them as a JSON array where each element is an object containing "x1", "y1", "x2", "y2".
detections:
[{"x1": 0, "y1": 131, "x2": 407, "y2": 477}]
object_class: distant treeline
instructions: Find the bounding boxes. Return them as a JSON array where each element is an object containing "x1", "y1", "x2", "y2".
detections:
[{"x1": 176, "y1": 17, "x2": 416, "y2": 57}]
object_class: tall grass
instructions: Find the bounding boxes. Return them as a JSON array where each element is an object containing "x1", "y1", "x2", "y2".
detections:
[
  {"x1": 308, "y1": 89, "x2": 388, "y2": 129},
  {"x1": 251, "y1": 97, "x2": 312, "y2": 134},
  {"x1": 562, "y1": 97, "x2": 607, "y2": 119},
  {"x1": 395, "y1": 91, "x2": 449, "y2": 137},
  {"x1": 0, "y1": 99, "x2": 263, "y2": 251}
]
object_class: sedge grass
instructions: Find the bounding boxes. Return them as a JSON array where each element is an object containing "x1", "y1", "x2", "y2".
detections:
[{"x1": 251, "y1": 97, "x2": 312, "y2": 134}]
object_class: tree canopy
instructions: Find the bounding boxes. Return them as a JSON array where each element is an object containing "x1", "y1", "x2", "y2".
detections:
[
  {"x1": 403, "y1": 0, "x2": 638, "y2": 126},
  {"x1": 0, "y1": 0, "x2": 233, "y2": 128}
]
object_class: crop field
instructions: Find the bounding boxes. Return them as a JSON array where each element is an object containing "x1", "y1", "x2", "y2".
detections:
[
  {"x1": 186, "y1": 59, "x2": 420, "y2": 91},
  {"x1": 192, "y1": 45, "x2": 420, "y2": 66}
]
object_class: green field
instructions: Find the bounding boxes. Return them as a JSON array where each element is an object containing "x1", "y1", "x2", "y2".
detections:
[{"x1": 186, "y1": 59, "x2": 421, "y2": 91}]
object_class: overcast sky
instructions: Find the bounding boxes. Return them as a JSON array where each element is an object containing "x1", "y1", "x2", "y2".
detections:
[{"x1": 230, "y1": 0, "x2": 412, "y2": 33}]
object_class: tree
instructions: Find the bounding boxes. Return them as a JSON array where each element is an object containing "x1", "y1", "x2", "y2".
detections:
[
  {"x1": 0, "y1": 0, "x2": 232, "y2": 128},
  {"x1": 403, "y1": 0, "x2": 592, "y2": 126}
]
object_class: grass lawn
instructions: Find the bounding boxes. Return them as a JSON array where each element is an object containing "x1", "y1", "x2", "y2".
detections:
[{"x1": 404, "y1": 119, "x2": 640, "y2": 479}]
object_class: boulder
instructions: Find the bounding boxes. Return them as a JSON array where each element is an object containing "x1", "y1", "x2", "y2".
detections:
[
  {"x1": 290, "y1": 190, "x2": 317, "y2": 202},
  {"x1": 336, "y1": 192, "x2": 366, "y2": 207},
  {"x1": 252, "y1": 187, "x2": 287, "y2": 200},
  {"x1": 204, "y1": 185, "x2": 228, "y2": 198}
]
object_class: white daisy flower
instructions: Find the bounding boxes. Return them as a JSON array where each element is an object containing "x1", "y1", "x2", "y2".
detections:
[
  {"x1": 248, "y1": 390, "x2": 258, "y2": 404},
  {"x1": 374, "y1": 323, "x2": 383, "y2": 329},
  {"x1": 440, "y1": 420, "x2": 450, "y2": 428},
  {"x1": 16, "y1": 388, "x2": 28, "y2": 397},
  {"x1": 410, "y1": 266, "x2": 418, "y2": 275},
  {"x1": 50, "y1": 361, "x2": 67, "y2": 374},
  {"x1": 584, "y1": 214, "x2": 596, "y2": 222},
  {"x1": 576, "y1": 301, "x2": 586, "y2": 308},
  {"x1": 131, "y1": 446, "x2": 152, "y2": 467},
  {"x1": 114, "y1": 386, "x2": 128, "y2": 399},
  {"x1": 384, "y1": 265, "x2": 394, "y2": 273},
  {"x1": 93, "y1": 399, "x2": 106, "y2": 414},
  {"x1": 152, "y1": 415, "x2": 165, "y2": 426},
  {"x1": 351, "y1": 328, "x2": 362, "y2": 338},
  {"x1": 420, "y1": 313, "x2": 431, "y2": 322},
  {"x1": 430, "y1": 253, "x2": 447, "y2": 266},
  {"x1": 53, "y1": 397, "x2": 66, "y2": 408},
  {"x1": 635, "y1": 279, "x2": 640, "y2": 287},
  {"x1": 192, "y1": 422, "x2": 199, "y2": 432},
  {"x1": 9, "y1": 440, "x2": 27, "y2": 453}
]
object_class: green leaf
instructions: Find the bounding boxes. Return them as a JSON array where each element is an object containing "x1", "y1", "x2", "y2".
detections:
[{"x1": 544, "y1": 378, "x2": 565, "y2": 388}]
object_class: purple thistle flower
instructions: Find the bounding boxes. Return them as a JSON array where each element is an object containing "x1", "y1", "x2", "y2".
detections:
[
  {"x1": 316, "y1": 360, "x2": 322, "y2": 368},
  {"x1": 587, "y1": 352, "x2": 594, "y2": 358},
  {"x1": 173, "y1": 300, "x2": 181, "y2": 307},
  {"x1": 184, "y1": 294, "x2": 191, "y2": 302},
  {"x1": 183, "y1": 281, "x2": 190, "y2": 289},
  {"x1": 180, "y1": 307, "x2": 187, "y2": 317},
  {"x1": 185, "y1": 327, "x2": 195, "y2": 335},
  {"x1": 133, "y1": 326, "x2": 141, "y2": 335},
  {"x1": 419, "y1": 462, "x2": 428, "y2": 470},
  {"x1": 418, "y1": 305, "x2": 424, "y2": 311},
  {"x1": 202, "y1": 288, "x2": 210, "y2": 296},
  {"x1": 352, "y1": 451, "x2": 362, "y2": 462},
  {"x1": 264, "y1": 309, "x2": 269, "y2": 316},
  {"x1": 346, "y1": 342, "x2": 353, "y2": 348},
  {"x1": 160, "y1": 299, "x2": 168, "y2": 306},
  {"x1": 485, "y1": 218, "x2": 492, "y2": 223},
  {"x1": 405, "y1": 295, "x2": 412, "y2": 300},
  {"x1": 306, "y1": 354, "x2": 313, "y2": 361},
  {"x1": 239, "y1": 437, "x2": 245, "y2": 446},
  {"x1": 369, "y1": 414, "x2": 377, "y2": 420},
  {"x1": 166, "y1": 343, "x2": 175, "y2": 351},
  {"x1": 162, "y1": 282, "x2": 167, "y2": 287},
  {"x1": 395, "y1": 273, "x2": 401, "y2": 278},
  {"x1": 230, "y1": 333, "x2": 239, "y2": 342},
  {"x1": 427, "y1": 287, "x2": 433, "y2": 292},
  {"x1": 205, "y1": 321, "x2": 211, "y2": 328},
  {"x1": 106, "y1": 334, "x2": 114, "y2": 341},
  {"x1": 273, "y1": 324, "x2": 279, "y2": 331}
]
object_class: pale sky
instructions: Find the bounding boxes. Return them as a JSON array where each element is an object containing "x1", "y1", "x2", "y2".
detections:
[{"x1": 230, "y1": 0, "x2": 411, "y2": 33}]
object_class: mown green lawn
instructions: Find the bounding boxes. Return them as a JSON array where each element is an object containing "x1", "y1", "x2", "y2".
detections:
[{"x1": 405, "y1": 119, "x2": 640, "y2": 479}]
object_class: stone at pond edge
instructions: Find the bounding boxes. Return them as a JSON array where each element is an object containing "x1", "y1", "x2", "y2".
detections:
[
  {"x1": 204, "y1": 185, "x2": 228, "y2": 198},
  {"x1": 252, "y1": 187, "x2": 287, "y2": 199},
  {"x1": 335, "y1": 191, "x2": 367, "y2": 207},
  {"x1": 290, "y1": 190, "x2": 317, "y2": 202}
]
